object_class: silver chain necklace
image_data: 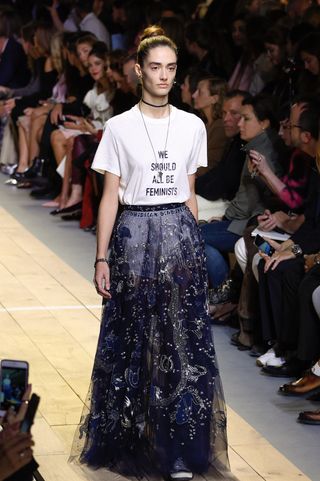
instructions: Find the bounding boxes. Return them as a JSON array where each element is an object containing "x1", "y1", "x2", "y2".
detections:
[{"x1": 138, "y1": 101, "x2": 171, "y2": 163}]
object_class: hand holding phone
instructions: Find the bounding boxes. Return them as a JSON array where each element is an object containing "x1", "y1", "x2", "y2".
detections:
[
  {"x1": 0, "y1": 360, "x2": 29, "y2": 417},
  {"x1": 254, "y1": 234, "x2": 275, "y2": 257}
]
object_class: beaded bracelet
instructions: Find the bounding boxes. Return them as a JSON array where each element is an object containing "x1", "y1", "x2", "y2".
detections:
[{"x1": 94, "y1": 258, "x2": 109, "y2": 268}]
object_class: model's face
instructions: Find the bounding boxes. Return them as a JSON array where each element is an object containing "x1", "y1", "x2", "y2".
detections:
[
  {"x1": 232, "y1": 20, "x2": 246, "y2": 47},
  {"x1": 181, "y1": 75, "x2": 192, "y2": 105},
  {"x1": 301, "y1": 51, "x2": 320, "y2": 76},
  {"x1": 192, "y1": 79, "x2": 217, "y2": 111},
  {"x1": 265, "y1": 43, "x2": 282, "y2": 66},
  {"x1": 136, "y1": 46, "x2": 177, "y2": 99},
  {"x1": 88, "y1": 55, "x2": 105, "y2": 81},
  {"x1": 77, "y1": 42, "x2": 92, "y2": 68},
  {"x1": 238, "y1": 104, "x2": 267, "y2": 141},
  {"x1": 222, "y1": 96, "x2": 243, "y2": 138}
]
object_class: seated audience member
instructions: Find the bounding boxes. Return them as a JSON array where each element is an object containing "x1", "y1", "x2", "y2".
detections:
[
  {"x1": 250, "y1": 99, "x2": 316, "y2": 217},
  {"x1": 75, "y1": 0, "x2": 110, "y2": 49},
  {"x1": 184, "y1": 21, "x2": 227, "y2": 77},
  {"x1": 256, "y1": 109, "x2": 320, "y2": 377},
  {"x1": 201, "y1": 93, "x2": 285, "y2": 288},
  {"x1": 258, "y1": 240, "x2": 320, "y2": 379},
  {"x1": 179, "y1": 68, "x2": 205, "y2": 113},
  {"x1": 4, "y1": 22, "x2": 58, "y2": 130},
  {"x1": 195, "y1": 89, "x2": 248, "y2": 220},
  {"x1": 122, "y1": 53, "x2": 139, "y2": 96},
  {"x1": 9, "y1": 30, "x2": 63, "y2": 182},
  {"x1": 23, "y1": 32, "x2": 95, "y2": 198},
  {"x1": 0, "y1": 7, "x2": 30, "y2": 89},
  {"x1": 263, "y1": 26, "x2": 293, "y2": 110},
  {"x1": 0, "y1": 22, "x2": 38, "y2": 100},
  {"x1": 106, "y1": 49, "x2": 137, "y2": 115},
  {"x1": 75, "y1": 32, "x2": 98, "y2": 70},
  {"x1": 47, "y1": 0, "x2": 78, "y2": 32},
  {"x1": 50, "y1": 41, "x2": 114, "y2": 212},
  {"x1": 296, "y1": 32, "x2": 320, "y2": 96},
  {"x1": 159, "y1": 16, "x2": 191, "y2": 83},
  {"x1": 192, "y1": 75, "x2": 227, "y2": 176},
  {"x1": 278, "y1": 278, "x2": 320, "y2": 416},
  {"x1": 234, "y1": 98, "x2": 318, "y2": 351},
  {"x1": 229, "y1": 13, "x2": 247, "y2": 71}
]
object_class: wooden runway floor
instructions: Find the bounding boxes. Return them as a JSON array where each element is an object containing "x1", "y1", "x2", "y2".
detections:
[{"x1": 0, "y1": 207, "x2": 311, "y2": 481}]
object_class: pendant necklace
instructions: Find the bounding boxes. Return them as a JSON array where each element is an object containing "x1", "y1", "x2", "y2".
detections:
[{"x1": 139, "y1": 101, "x2": 171, "y2": 163}]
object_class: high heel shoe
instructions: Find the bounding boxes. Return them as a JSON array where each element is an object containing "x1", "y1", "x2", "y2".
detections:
[
  {"x1": 10, "y1": 171, "x2": 26, "y2": 181},
  {"x1": 24, "y1": 157, "x2": 47, "y2": 179}
]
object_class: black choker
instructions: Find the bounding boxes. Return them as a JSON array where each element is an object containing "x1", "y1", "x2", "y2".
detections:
[{"x1": 141, "y1": 98, "x2": 169, "y2": 108}]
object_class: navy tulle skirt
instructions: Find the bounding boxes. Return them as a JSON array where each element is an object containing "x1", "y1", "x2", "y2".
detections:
[{"x1": 70, "y1": 203, "x2": 233, "y2": 480}]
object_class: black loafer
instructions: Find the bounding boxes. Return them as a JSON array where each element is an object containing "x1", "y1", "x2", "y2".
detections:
[
  {"x1": 58, "y1": 202, "x2": 82, "y2": 216},
  {"x1": 261, "y1": 360, "x2": 308, "y2": 378},
  {"x1": 297, "y1": 410, "x2": 320, "y2": 425}
]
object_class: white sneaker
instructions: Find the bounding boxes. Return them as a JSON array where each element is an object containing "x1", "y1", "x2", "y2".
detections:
[
  {"x1": 256, "y1": 348, "x2": 276, "y2": 367},
  {"x1": 265, "y1": 356, "x2": 286, "y2": 367}
]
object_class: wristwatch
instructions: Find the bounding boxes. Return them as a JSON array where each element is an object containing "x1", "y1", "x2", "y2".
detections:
[{"x1": 291, "y1": 244, "x2": 303, "y2": 257}]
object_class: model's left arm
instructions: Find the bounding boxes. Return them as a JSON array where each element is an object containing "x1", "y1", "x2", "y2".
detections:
[{"x1": 186, "y1": 174, "x2": 198, "y2": 222}]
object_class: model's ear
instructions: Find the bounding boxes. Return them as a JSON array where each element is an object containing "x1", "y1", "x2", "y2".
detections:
[{"x1": 135, "y1": 63, "x2": 142, "y2": 79}]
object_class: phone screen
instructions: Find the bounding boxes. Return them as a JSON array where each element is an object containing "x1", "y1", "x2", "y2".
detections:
[
  {"x1": 0, "y1": 362, "x2": 28, "y2": 412},
  {"x1": 254, "y1": 235, "x2": 275, "y2": 257}
]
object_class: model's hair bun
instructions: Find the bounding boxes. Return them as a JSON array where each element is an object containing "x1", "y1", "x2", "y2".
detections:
[
  {"x1": 137, "y1": 25, "x2": 178, "y2": 66},
  {"x1": 140, "y1": 25, "x2": 165, "y2": 42}
]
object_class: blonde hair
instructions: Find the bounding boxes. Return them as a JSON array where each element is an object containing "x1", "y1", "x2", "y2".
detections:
[{"x1": 50, "y1": 32, "x2": 64, "y2": 75}]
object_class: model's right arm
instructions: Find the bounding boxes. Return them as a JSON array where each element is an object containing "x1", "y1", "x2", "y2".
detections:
[{"x1": 94, "y1": 172, "x2": 120, "y2": 298}]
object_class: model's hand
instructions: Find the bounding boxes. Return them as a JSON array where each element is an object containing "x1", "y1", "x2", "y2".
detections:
[{"x1": 94, "y1": 263, "x2": 111, "y2": 299}]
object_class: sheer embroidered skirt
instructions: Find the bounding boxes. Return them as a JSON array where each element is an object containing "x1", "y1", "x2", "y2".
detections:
[{"x1": 70, "y1": 203, "x2": 232, "y2": 479}]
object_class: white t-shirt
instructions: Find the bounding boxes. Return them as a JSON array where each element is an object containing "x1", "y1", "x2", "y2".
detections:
[{"x1": 91, "y1": 104, "x2": 207, "y2": 205}]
